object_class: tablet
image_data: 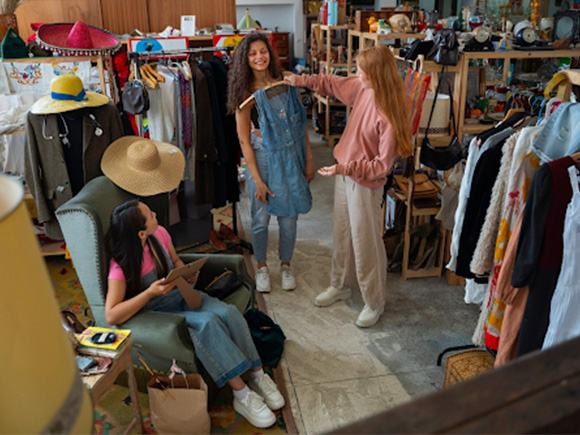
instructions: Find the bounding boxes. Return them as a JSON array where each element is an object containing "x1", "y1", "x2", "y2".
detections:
[{"x1": 165, "y1": 257, "x2": 208, "y2": 283}]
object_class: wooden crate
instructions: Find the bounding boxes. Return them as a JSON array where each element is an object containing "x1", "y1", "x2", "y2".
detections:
[{"x1": 354, "y1": 9, "x2": 413, "y2": 32}]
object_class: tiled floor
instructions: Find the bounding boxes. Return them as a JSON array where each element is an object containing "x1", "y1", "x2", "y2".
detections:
[{"x1": 239, "y1": 128, "x2": 480, "y2": 434}]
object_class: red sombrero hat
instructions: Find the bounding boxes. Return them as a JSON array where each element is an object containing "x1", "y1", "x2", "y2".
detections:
[{"x1": 36, "y1": 21, "x2": 121, "y2": 56}]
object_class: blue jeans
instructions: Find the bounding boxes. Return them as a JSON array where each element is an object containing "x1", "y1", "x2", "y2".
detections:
[
  {"x1": 247, "y1": 134, "x2": 298, "y2": 264},
  {"x1": 143, "y1": 290, "x2": 261, "y2": 387}
]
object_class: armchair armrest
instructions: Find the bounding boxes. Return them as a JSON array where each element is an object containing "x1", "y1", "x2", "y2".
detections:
[{"x1": 121, "y1": 310, "x2": 195, "y2": 363}]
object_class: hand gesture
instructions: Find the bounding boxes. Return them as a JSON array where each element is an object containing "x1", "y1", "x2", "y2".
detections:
[
  {"x1": 147, "y1": 278, "x2": 176, "y2": 298},
  {"x1": 284, "y1": 73, "x2": 298, "y2": 86},
  {"x1": 255, "y1": 180, "x2": 275, "y2": 203},
  {"x1": 318, "y1": 165, "x2": 337, "y2": 177}
]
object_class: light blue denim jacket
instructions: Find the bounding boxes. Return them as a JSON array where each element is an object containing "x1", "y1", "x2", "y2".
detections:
[
  {"x1": 254, "y1": 86, "x2": 312, "y2": 216},
  {"x1": 532, "y1": 102, "x2": 580, "y2": 163}
]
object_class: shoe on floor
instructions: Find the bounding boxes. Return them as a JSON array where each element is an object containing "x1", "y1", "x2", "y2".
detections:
[
  {"x1": 233, "y1": 390, "x2": 276, "y2": 428},
  {"x1": 355, "y1": 304, "x2": 384, "y2": 328},
  {"x1": 256, "y1": 267, "x2": 271, "y2": 293},
  {"x1": 280, "y1": 265, "x2": 296, "y2": 291},
  {"x1": 314, "y1": 286, "x2": 351, "y2": 307},
  {"x1": 248, "y1": 374, "x2": 285, "y2": 410}
]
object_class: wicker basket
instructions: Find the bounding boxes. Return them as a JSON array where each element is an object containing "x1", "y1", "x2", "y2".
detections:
[{"x1": 444, "y1": 349, "x2": 495, "y2": 387}]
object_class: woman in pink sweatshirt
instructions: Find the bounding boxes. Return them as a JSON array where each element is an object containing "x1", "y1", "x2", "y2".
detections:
[{"x1": 286, "y1": 45, "x2": 413, "y2": 327}]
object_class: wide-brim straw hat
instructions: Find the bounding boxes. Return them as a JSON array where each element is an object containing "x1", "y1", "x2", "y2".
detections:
[
  {"x1": 30, "y1": 73, "x2": 110, "y2": 114},
  {"x1": 101, "y1": 136, "x2": 185, "y2": 196},
  {"x1": 36, "y1": 21, "x2": 121, "y2": 56}
]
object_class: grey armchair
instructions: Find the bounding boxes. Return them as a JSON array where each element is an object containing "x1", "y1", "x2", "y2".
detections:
[{"x1": 55, "y1": 175, "x2": 255, "y2": 374}]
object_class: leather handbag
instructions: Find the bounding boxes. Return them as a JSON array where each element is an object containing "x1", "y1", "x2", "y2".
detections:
[
  {"x1": 420, "y1": 66, "x2": 464, "y2": 171},
  {"x1": 204, "y1": 269, "x2": 244, "y2": 300},
  {"x1": 427, "y1": 29, "x2": 459, "y2": 66}
]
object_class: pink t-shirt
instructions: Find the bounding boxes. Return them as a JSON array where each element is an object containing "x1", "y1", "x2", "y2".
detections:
[
  {"x1": 108, "y1": 225, "x2": 173, "y2": 281},
  {"x1": 293, "y1": 74, "x2": 399, "y2": 189}
]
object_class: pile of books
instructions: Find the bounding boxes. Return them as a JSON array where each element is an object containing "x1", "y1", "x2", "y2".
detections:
[{"x1": 76, "y1": 326, "x2": 131, "y2": 358}]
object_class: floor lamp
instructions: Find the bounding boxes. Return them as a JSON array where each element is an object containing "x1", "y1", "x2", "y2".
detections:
[{"x1": 0, "y1": 174, "x2": 94, "y2": 433}]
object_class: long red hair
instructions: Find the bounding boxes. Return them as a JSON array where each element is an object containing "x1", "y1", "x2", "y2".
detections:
[{"x1": 356, "y1": 45, "x2": 413, "y2": 158}]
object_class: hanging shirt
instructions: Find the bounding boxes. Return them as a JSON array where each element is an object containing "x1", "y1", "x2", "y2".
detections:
[
  {"x1": 542, "y1": 165, "x2": 580, "y2": 349},
  {"x1": 254, "y1": 86, "x2": 312, "y2": 217}
]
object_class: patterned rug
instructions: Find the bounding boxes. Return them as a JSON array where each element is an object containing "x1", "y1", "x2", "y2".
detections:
[{"x1": 46, "y1": 204, "x2": 291, "y2": 434}]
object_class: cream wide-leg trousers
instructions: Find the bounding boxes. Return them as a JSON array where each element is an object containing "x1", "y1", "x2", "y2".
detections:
[{"x1": 330, "y1": 175, "x2": 387, "y2": 310}]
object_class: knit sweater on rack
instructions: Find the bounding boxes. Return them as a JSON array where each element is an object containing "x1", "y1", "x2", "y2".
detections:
[{"x1": 293, "y1": 74, "x2": 398, "y2": 189}]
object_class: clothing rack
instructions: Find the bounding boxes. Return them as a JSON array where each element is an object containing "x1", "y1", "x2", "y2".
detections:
[{"x1": 127, "y1": 44, "x2": 242, "y2": 238}]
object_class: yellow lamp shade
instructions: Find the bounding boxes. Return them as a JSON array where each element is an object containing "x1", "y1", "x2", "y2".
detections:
[{"x1": 0, "y1": 175, "x2": 93, "y2": 433}]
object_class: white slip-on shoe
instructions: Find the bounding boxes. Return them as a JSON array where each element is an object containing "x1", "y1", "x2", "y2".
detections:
[
  {"x1": 314, "y1": 286, "x2": 352, "y2": 307},
  {"x1": 233, "y1": 390, "x2": 277, "y2": 428},
  {"x1": 256, "y1": 266, "x2": 271, "y2": 293},
  {"x1": 355, "y1": 304, "x2": 384, "y2": 328},
  {"x1": 280, "y1": 265, "x2": 296, "y2": 291},
  {"x1": 248, "y1": 373, "x2": 285, "y2": 410}
]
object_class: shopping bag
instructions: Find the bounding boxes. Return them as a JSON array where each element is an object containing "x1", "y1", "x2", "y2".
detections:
[{"x1": 147, "y1": 373, "x2": 210, "y2": 434}]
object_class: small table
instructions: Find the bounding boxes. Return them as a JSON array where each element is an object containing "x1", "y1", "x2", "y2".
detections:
[{"x1": 81, "y1": 337, "x2": 144, "y2": 434}]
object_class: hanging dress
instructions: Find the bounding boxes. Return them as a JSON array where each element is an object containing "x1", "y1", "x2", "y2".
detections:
[
  {"x1": 253, "y1": 86, "x2": 312, "y2": 217},
  {"x1": 542, "y1": 165, "x2": 580, "y2": 349}
]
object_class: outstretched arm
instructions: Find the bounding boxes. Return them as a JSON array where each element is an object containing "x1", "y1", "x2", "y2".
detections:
[{"x1": 285, "y1": 73, "x2": 361, "y2": 107}]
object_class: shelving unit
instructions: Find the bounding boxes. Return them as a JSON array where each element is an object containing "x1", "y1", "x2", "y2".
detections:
[
  {"x1": 347, "y1": 29, "x2": 426, "y2": 75},
  {"x1": 456, "y1": 48, "x2": 580, "y2": 141},
  {"x1": 310, "y1": 24, "x2": 350, "y2": 147}
]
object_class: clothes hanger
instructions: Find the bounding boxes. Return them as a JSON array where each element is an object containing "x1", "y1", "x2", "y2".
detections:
[
  {"x1": 142, "y1": 62, "x2": 165, "y2": 83},
  {"x1": 238, "y1": 81, "x2": 288, "y2": 111},
  {"x1": 569, "y1": 151, "x2": 580, "y2": 162}
]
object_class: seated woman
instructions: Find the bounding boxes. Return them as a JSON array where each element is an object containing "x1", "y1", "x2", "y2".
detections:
[{"x1": 104, "y1": 199, "x2": 284, "y2": 429}]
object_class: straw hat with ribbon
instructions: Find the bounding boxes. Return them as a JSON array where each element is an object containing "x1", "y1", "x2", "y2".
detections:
[
  {"x1": 36, "y1": 20, "x2": 121, "y2": 56},
  {"x1": 31, "y1": 73, "x2": 110, "y2": 114},
  {"x1": 101, "y1": 136, "x2": 185, "y2": 196}
]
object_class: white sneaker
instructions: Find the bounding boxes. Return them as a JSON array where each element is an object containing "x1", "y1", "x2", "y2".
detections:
[
  {"x1": 248, "y1": 374, "x2": 285, "y2": 410},
  {"x1": 355, "y1": 304, "x2": 384, "y2": 328},
  {"x1": 280, "y1": 265, "x2": 296, "y2": 291},
  {"x1": 314, "y1": 286, "x2": 351, "y2": 307},
  {"x1": 256, "y1": 267, "x2": 271, "y2": 293},
  {"x1": 233, "y1": 390, "x2": 277, "y2": 428}
]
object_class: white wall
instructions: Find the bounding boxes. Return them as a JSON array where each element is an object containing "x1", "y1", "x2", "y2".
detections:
[{"x1": 236, "y1": 0, "x2": 304, "y2": 59}]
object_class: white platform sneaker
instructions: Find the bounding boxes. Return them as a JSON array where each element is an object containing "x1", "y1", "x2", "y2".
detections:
[
  {"x1": 314, "y1": 286, "x2": 352, "y2": 307},
  {"x1": 256, "y1": 266, "x2": 271, "y2": 293}
]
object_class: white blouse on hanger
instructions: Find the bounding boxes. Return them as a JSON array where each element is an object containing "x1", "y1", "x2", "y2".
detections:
[{"x1": 542, "y1": 165, "x2": 580, "y2": 349}]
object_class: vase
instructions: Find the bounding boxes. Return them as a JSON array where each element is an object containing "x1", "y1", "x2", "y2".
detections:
[{"x1": 0, "y1": 13, "x2": 18, "y2": 44}]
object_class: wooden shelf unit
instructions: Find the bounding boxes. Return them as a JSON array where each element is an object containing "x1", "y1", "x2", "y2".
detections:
[
  {"x1": 456, "y1": 48, "x2": 580, "y2": 141},
  {"x1": 310, "y1": 24, "x2": 350, "y2": 147}
]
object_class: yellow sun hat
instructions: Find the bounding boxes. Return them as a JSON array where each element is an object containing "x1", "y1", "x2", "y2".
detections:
[{"x1": 30, "y1": 73, "x2": 110, "y2": 115}]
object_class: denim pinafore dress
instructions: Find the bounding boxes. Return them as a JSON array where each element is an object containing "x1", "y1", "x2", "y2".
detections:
[{"x1": 253, "y1": 86, "x2": 312, "y2": 216}]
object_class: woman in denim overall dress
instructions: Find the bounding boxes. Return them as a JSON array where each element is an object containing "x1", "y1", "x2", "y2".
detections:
[{"x1": 227, "y1": 32, "x2": 315, "y2": 293}]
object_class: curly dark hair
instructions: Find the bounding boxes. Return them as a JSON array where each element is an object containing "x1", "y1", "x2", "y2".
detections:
[{"x1": 226, "y1": 32, "x2": 282, "y2": 114}]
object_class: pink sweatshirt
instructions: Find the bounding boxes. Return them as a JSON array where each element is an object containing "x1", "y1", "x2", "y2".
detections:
[{"x1": 294, "y1": 74, "x2": 398, "y2": 189}]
